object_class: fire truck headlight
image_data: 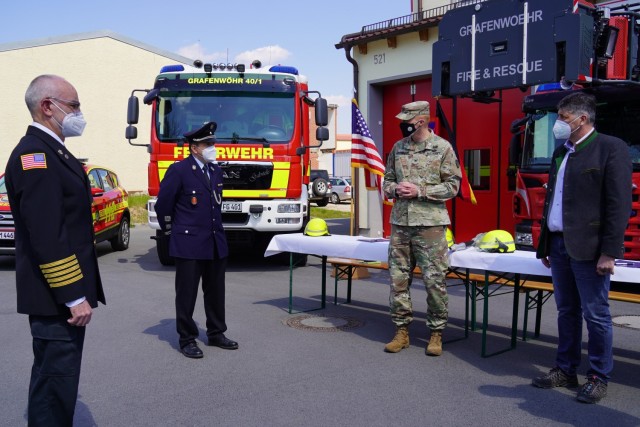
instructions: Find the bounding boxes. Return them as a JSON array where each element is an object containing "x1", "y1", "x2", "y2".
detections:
[
  {"x1": 515, "y1": 232, "x2": 533, "y2": 247},
  {"x1": 277, "y1": 204, "x2": 301, "y2": 213},
  {"x1": 276, "y1": 218, "x2": 301, "y2": 224}
]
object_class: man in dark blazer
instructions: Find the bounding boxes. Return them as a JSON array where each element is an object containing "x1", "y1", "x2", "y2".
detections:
[
  {"x1": 154, "y1": 122, "x2": 238, "y2": 358},
  {"x1": 5, "y1": 74, "x2": 105, "y2": 426},
  {"x1": 532, "y1": 92, "x2": 632, "y2": 404}
]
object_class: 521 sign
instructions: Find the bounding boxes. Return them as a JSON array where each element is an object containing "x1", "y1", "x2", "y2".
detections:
[{"x1": 373, "y1": 53, "x2": 386, "y2": 65}]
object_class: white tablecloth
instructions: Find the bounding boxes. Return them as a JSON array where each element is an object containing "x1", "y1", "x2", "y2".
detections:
[{"x1": 265, "y1": 233, "x2": 639, "y2": 284}]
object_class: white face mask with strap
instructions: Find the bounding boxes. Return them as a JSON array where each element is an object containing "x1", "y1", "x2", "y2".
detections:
[
  {"x1": 51, "y1": 100, "x2": 86, "y2": 137},
  {"x1": 552, "y1": 115, "x2": 581, "y2": 140},
  {"x1": 202, "y1": 145, "x2": 217, "y2": 164}
]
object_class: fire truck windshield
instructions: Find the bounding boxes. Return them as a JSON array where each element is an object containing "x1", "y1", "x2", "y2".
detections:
[
  {"x1": 522, "y1": 112, "x2": 557, "y2": 170},
  {"x1": 523, "y1": 103, "x2": 640, "y2": 172},
  {"x1": 155, "y1": 92, "x2": 295, "y2": 144}
]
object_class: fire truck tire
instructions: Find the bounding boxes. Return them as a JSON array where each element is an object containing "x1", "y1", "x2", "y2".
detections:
[
  {"x1": 110, "y1": 216, "x2": 130, "y2": 251},
  {"x1": 155, "y1": 230, "x2": 175, "y2": 266}
]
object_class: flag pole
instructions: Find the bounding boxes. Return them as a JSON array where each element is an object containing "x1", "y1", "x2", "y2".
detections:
[
  {"x1": 351, "y1": 96, "x2": 359, "y2": 237},
  {"x1": 350, "y1": 165, "x2": 357, "y2": 236}
]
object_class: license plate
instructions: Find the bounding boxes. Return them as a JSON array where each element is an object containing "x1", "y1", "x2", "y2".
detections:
[
  {"x1": 0, "y1": 231, "x2": 14, "y2": 240},
  {"x1": 221, "y1": 202, "x2": 242, "y2": 212}
]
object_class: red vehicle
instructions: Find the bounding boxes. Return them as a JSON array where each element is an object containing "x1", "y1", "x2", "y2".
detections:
[
  {"x1": 0, "y1": 163, "x2": 130, "y2": 255},
  {"x1": 433, "y1": 0, "x2": 640, "y2": 259},
  {"x1": 126, "y1": 60, "x2": 329, "y2": 265}
]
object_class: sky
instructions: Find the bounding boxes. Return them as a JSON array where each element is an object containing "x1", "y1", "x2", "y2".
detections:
[{"x1": 1, "y1": 0, "x2": 410, "y2": 134}]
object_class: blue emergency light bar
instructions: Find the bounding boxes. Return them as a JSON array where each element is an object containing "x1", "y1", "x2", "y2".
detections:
[
  {"x1": 269, "y1": 65, "x2": 299, "y2": 75},
  {"x1": 160, "y1": 64, "x2": 185, "y2": 73},
  {"x1": 536, "y1": 83, "x2": 563, "y2": 93}
]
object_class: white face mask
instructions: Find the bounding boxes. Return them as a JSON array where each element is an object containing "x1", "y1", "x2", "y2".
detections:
[
  {"x1": 552, "y1": 116, "x2": 581, "y2": 140},
  {"x1": 202, "y1": 145, "x2": 217, "y2": 164},
  {"x1": 51, "y1": 100, "x2": 86, "y2": 137}
]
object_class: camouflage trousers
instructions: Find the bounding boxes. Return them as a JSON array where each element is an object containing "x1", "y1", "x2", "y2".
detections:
[{"x1": 388, "y1": 224, "x2": 449, "y2": 330}]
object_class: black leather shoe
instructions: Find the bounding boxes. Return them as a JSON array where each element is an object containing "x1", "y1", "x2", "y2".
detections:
[
  {"x1": 180, "y1": 342, "x2": 203, "y2": 359},
  {"x1": 208, "y1": 334, "x2": 239, "y2": 350}
]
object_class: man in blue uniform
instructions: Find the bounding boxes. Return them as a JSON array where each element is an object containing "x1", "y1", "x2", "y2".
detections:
[
  {"x1": 5, "y1": 74, "x2": 105, "y2": 426},
  {"x1": 154, "y1": 122, "x2": 238, "y2": 358}
]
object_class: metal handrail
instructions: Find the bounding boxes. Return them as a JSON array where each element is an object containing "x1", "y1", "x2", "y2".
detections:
[{"x1": 360, "y1": 0, "x2": 486, "y2": 35}]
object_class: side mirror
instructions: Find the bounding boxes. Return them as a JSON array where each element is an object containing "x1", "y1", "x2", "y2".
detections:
[
  {"x1": 91, "y1": 187, "x2": 104, "y2": 197},
  {"x1": 508, "y1": 134, "x2": 522, "y2": 166},
  {"x1": 315, "y1": 97, "x2": 328, "y2": 127},
  {"x1": 126, "y1": 125, "x2": 138, "y2": 140},
  {"x1": 127, "y1": 96, "x2": 139, "y2": 125},
  {"x1": 143, "y1": 88, "x2": 160, "y2": 105},
  {"x1": 316, "y1": 127, "x2": 329, "y2": 142}
]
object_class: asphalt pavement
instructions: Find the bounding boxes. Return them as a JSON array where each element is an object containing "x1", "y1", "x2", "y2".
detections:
[{"x1": 1, "y1": 220, "x2": 639, "y2": 426}]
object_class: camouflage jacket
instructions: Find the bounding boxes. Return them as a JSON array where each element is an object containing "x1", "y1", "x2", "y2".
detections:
[{"x1": 383, "y1": 131, "x2": 462, "y2": 226}]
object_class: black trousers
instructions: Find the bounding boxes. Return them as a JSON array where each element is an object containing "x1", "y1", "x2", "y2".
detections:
[
  {"x1": 174, "y1": 257, "x2": 228, "y2": 348},
  {"x1": 28, "y1": 315, "x2": 85, "y2": 427}
]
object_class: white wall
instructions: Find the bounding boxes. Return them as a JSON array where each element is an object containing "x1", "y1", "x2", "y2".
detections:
[{"x1": 0, "y1": 34, "x2": 191, "y2": 192}]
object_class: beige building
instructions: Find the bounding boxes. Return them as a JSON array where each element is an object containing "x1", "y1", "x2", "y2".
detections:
[{"x1": 0, "y1": 31, "x2": 193, "y2": 192}]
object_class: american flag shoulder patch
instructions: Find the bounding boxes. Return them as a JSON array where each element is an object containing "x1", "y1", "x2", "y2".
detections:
[{"x1": 21, "y1": 153, "x2": 47, "y2": 170}]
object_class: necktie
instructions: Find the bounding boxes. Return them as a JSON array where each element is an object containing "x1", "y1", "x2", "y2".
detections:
[{"x1": 202, "y1": 165, "x2": 211, "y2": 186}]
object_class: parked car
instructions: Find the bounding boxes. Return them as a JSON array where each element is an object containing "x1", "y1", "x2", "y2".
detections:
[
  {"x1": 308, "y1": 169, "x2": 331, "y2": 207},
  {"x1": 329, "y1": 177, "x2": 352, "y2": 204},
  {"x1": 0, "y1": 163, "x2": 130, "y2": 255}
]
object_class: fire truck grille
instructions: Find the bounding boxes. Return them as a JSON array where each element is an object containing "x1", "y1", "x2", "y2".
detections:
[{"x1": 220, "y1": 163, "x2": 273, "y2": 190}]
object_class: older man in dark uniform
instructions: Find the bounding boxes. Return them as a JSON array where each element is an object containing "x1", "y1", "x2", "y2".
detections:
[
  {"x1": 5, "y1": 74, "x2": 105, "y2": 426},
  {"x1": 155, "y1": 122, "x2": 238, "y2": 358}
]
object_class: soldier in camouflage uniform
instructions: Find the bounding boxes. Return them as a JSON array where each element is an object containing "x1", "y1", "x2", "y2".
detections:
[{"x1": 382, "y1": 101, "x2": 462, "y2": 356}]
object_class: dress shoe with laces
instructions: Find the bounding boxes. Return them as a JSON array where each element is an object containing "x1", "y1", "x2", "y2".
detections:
[
  {"x1": 180, "y1": 342, "x2": 203, "y2": 359},
  {"x1": 207, "y1": 334, "x2": 239, "y2": 350}
]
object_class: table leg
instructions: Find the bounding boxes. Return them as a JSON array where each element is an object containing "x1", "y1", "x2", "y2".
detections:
[
  {"x1": 535, "y1": 291, "x2": 543, "y2": 337},
  {"x1": 522, "y1": 290, "x2": 531, "y2": 341},
  {"x1": 288, "y1": 252, "x2": 294, "y2": 314},
  {"x1": 481, "y1": 271, "x2": 489, "y2": 357},
  {"x1": 347, "y1": 266, "x2": 353, "y2": 304},
  {"x1": 321, "y1": 256, "x2": 327, "y2": 309},
  {"x1": 510, "y1": 274, "x2": 520, "y2": 349}
]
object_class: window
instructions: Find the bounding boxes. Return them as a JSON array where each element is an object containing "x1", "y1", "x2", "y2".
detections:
[
  {"x1": 88, "y1": 170, "x2": 100, "y2": 189},
  {"x1": 464, "y1": 149, "x2": 490, "y2": 190},
  {"x1": 97, "y1": 169, "x2": 113, "y2": 192}
]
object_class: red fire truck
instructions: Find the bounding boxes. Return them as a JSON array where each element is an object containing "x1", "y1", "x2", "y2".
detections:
[
  {"x1": 126, "y1": 61, "x2": 329, "y2": 264},
  {"x1": 433, "y1": 0, "x2": 640, "y2": 259}
]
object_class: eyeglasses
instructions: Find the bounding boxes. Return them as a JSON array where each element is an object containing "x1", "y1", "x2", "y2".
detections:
[{"x1": 46, "y1": 97, "x2": 81, "y2": 111}]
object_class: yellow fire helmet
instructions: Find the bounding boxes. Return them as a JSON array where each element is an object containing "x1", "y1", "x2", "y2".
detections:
[
  {"x1": 476, "y1": 230, "x2": 516, "y2": 253},
  {"x1": 446, "y1": 228, "x2": 455, "y2": 248},
  {"x1": 304, "y1": 218, "x2": 331, "y2": 237}
]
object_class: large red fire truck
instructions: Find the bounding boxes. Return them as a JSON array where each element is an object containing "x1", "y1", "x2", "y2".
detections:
[
  {"x1": 126, "y1": 61, "x2": 329, "y2": 264},
  {"x1": 433, "y1": 0, "x2": 640, "y2": 259}
]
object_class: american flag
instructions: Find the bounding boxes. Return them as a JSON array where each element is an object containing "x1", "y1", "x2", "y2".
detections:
[
  {"x1": 21, "y1": 153, "x2": 47, "y2": 170},
  {"x1": 351, "y1": 99, "x2": 390, "y2": 205}
]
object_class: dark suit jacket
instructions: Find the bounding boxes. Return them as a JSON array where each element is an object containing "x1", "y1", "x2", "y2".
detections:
[
  {"x1": 537, "y1": 131, "x2": 632, "y2": 261},
  {"x1": 5, "y1": 126, "x2": 105, "y2": 315},
  {"x1": 154, "y1": 155, "x2": 228, "y2": 260}
]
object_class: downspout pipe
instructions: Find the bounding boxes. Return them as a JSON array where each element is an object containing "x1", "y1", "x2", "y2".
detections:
[{"x1": 342, "y1": 44, "x2": 360, "y2": 236}]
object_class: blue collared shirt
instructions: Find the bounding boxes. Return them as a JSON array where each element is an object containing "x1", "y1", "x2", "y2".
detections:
[{"x1": 547, "y1": 128, "x2": 594, "y2": 232}]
